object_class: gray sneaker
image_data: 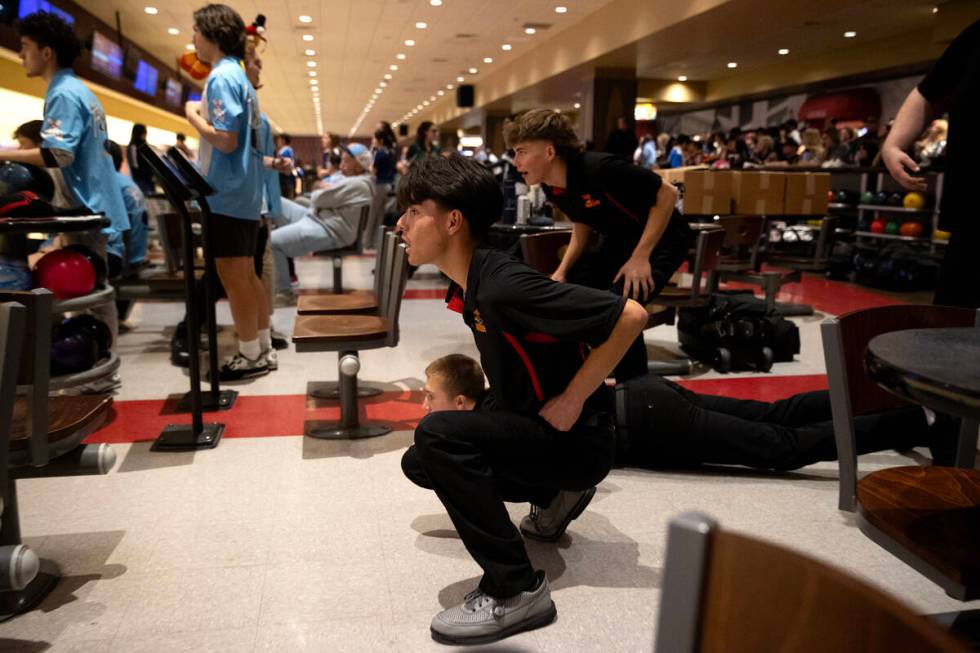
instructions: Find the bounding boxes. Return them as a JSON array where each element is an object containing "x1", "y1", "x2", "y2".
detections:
[
  {"x1": 430, "y1": 572, "x2": 556, "y2": 645},
  {"x1": 262, "y1": 348, "x2": 278, "y2": 371},
  {"x1": 519, "y1": 487, "x2": 596, "y2": 542}
]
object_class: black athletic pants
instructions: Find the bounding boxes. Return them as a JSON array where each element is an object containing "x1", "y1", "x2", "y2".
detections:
[
  {"x1": 402, "y1": 409, "x2": 615, "y2": 599},
  {"x1": 934, "y1": 223, "x2": 980, "y2": 309},
  {"x1": 617, "y1": 376, "x2": 928, "y2": 471},
  {"x1": 569, "y1": 219, "x2": 694, "y2": 382}
]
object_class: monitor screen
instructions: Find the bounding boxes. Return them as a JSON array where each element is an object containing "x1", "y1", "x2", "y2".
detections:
[
  {"x1": 90, "y1": 31, "x2": 122, "y2": 79},
  {"x1": 18, "y1": 0, "x2": 74, "y2": 24},
  {"x1": 165, "y1": 78, "x2": 182, "y2": 107},
  {"x1": 134, "y1": 60, "x2": 158, "y2": 96}
]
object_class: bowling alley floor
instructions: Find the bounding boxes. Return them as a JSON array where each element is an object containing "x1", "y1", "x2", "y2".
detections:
[{"x1": 2, "y1": 254, "x2": 978, "y2": 652}]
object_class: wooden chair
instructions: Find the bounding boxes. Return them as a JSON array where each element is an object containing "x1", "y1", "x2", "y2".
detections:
[
  {"x1": 291, "y1": 241, "x2": 409, "y2": 439},
  {"x1": 708, "y1": 215, "x2": 798, "y2": 313},
  {"x1": 311, "y1": 204, "x2": 372, "y2": 294},
  {"x1": 655, "y1": 511, "x2": 969, "y2": 653},
  {"x1": 519, "y1": 230, "x2": 571, "y2": 276},
  {"x1": 821, "y1": 304, "x2": 980, "y2": 601},
  {"x1": 0, "y1": 290, "x2": 117, "y2": 620},
  {"x1": 298, "y1": 226, "x2": 392, "y2": 315}
]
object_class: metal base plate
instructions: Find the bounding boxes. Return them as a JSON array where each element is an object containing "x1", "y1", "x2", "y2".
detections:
[
  {"x1": 308, "y1": 381, "x2": 383, "y2": 400},
  {"x1": 304, "y1": 421, "x2": 391, "y2": 440},
  {"x1": 152, "y1": 422, "x2": 224, "y2": 451},
  {"x1": 0, "y1": 560, "x2": 59, "y2": 622},
  {"x1": 175, "y1": 389, "x2": 238, "y2": 413}
]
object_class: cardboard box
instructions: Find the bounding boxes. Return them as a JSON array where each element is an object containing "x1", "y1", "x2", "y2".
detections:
[
  {"x1": 783, "y1": 172, "x2": 831, "y2": 215},
  {"x1": 732, "y1": 171, "x2": 786, "y2": 215},
  {"x1": 658, "y1": 167, "x2": 733, "y2": 215}
]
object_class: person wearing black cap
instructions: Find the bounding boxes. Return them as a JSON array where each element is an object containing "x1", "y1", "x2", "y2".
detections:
[{"x1": 505, "y1": 109, "x2": 693, "y2": 381}]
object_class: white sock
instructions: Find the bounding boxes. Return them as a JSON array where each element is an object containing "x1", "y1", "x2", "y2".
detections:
[
  {"x1": 240, "y1": 338, "x2": 261, "y2": 361},
  {"x1": 258, "y1": 328, "x2": 271, "y2": 351}
]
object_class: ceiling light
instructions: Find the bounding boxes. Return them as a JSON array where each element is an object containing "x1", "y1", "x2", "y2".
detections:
[
  {"x1": 144, "y1": 6, "x2": 158, "y2": 15},
  {"x1": 417, "y1": 104, "x2": 423, "y2": 110},
  {"x1": 573, "y1": 102, "x2": 581, "y2": 109},
  {"x1": 404, "y1": 39, "x2": 415, "y2": 46},
  {"x1": 932, "y1": 6, "x2": 938, "y2": 12},
  {"x1": 309, "y1": 79, "x2": 318, "y2": 85},
  {"x1": 727, "y1": 62, "x2": 737, "y2": 69},
  {"x1": 844, "y1": 30, "x2": 856, "y2": 38},
  {"x1": 429, "y1": 95, "x2": 436, "y2": 101},
  {"x1": 396, "y1": 53, "x2": 406, "y2": 60},
  {"x1": 306, "y1": 61, "x2": 316, "y2": 67},
  {"x1": 423, "y1": 100, "x2": 430, "y2": 106},
  {"x1": 431, "y1": 0, "x2": 442, "y2": 5},
  {"x1": 677, "y1": 75, "x2": 688, "y2": 81},
  {"x1": 456, "y1": 75, "x2": 464, "y2": 82},
  {"x1": 380, "y1": 81, "x2": 387, "y2": 87},
  {"x1": 168, "y1": 27, "x2": 180, "y2": 35},
  {"x1": 384, "y1": 73, "x2": 392, "y2": 79},
  {"x1": 304, "y1": 49, "x2": 316, "y2": 56},
  {"x1": 555, "y1": 5, "x2": 567, "y2": 13},
  {"x1": 468, "y1": 67, "x2": 478, "y2": 74},
  {"x1": 525, "y1": 27, "x2": 536, "y2": 35},
  {"x1": 416, "y1": 22, "x2": 427, "y2": 29},
  {"x1": 437, "y1": 90, "x2": 445, "y2": 96},
  {"x1": 390, "y1": 64, "x2": 399, "y2": 70},
  {"x1": 778, "y1": 48, "x2": 789, "y2": 55},
  {"x1": 309, "y1": 71, "x2": 317, "y2": 77},
  {"x1": 483, "y1": 57, "x2": 493, "y2": 64},
  {"x1": 501, "y1": 43, "x2": 512, "y2": 51},
  {"x1": 447, "y1": 83, "x2": 454, "y2": 89},
  {"x1": 298, "y1": 15, "x2": 312, "y2": 23},
  {"x1": 185, "y1": 44, "x2": 195, "y2": 51},
  {"x1": 374, "y1": 88, "x2": 382, "y2": 93},
  {"x1": 303, "y1": 34, "x2": 314, "y2": 41}
]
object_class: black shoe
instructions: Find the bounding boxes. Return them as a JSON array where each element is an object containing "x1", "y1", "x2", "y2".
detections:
[
  {"x1": 271, "y1": 334, "x2": 288, "y2": 351},
  {"x1": 170, "y1": 336, "x2": 189, "y2": 367}
]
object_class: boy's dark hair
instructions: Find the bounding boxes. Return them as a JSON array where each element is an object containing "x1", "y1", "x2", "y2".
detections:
[
  {"x1": 193, "y1": 4, "x2": 246, "y2": 59},
  {"x1": 675, "y1": 134, "x2": 691, "y2": 146},
  {"x1": 17, "y1": 11, "x2": 81, "y2": 69},
  {"x1": 176, "y1": 132, "x2": 187, "y2": 142},
  {"x1": 13, "y1": 120, "x2": 44, "y2": 146},
  {"x1": 425, "y1": 354, "x2": 485, "y2": 401},
  {"x1": 503, "y1": 109, "x2": 584, "y2": 160},
  {"x1": 107, "y1": 140, "x2": 123, "y2": 171},
  {"x1": 397, "y1": 154, "x2": 503, "y2": 241},
  {"x1": 278, "y1": 133, "x2": 291, "y2": 145},
  {"x1": 328, "y1": 152, "x2": 342, "y2": 167},
  {"x1": 129, "y1": 123, "x2": 147, "y2": 145}
]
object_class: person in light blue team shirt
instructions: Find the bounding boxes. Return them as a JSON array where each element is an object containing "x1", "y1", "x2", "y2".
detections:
[
  {"x1": 184, "y1": 3, "x2": 271, "y2": 382},
  {"x1": 107, "y1": 141, "x2": 148, "y2": 267}
]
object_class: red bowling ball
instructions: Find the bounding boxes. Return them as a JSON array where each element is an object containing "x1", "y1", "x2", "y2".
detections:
[{"x1": 32, "y1": 248, "x2": 96, "y2": 299}]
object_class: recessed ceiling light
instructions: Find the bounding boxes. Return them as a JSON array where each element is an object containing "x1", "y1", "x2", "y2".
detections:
[
  {"x1": 932, "y1": 6, "x2": 938, "y2": 13},
  {"x1": 390, "y1": 64, "x2": 399, "y2": 70},
  {"x1": 309, "y1": 71, "x2": 317, "y2": 77},
  {"x1": 380, "y1": 82, "x2": 387, "y2": 87},
  {"x1": 778, "y1": 48, "x2": 790, "y2": 55},
  {"x1": 306, "y1": 61, "x2": 316, "y2": 67},
  {"x1": 404, "y1": 39, "x2": 415, "y2": 46},
  {"x1": 185, "y1": 44, "x2": 195, "y2": 51},
  {"x1": 727, "y1": 62, "x2": 737, "y2": 69},
  {"x1": 525, "y1": 27, "x2": 536, "y2": 35},
  {"x1": 555, "y1": 5, "x2": 567, "y2": 13},
  {"x1": 144, "y1": 6, "x2": 158, "y2": 15},
  {"x1": 304, "y1": 49, "x2": 315, "y2": 56},
  {"x1": 501, "y1": 43, "x2": 512, "y2": 51},
  {"x1": 168, "y1": 27, "x2": 179, "y2": 35},
  {"x1": 447, "y1": 83, "x2": 454, "y2": 89},
  {"x1": 303, "y1": 34, "x2": 314, "y2": 41},
  {"x1": 416, "y1": 21, "x2": 427, "y2": 29},
  {"x1": 431, "y1": 0, "x2": 442, "y2": 5},
  {"x1": 309, "y1": 79, "x2": 318, "y2": 85},
  {"x1": 384, "y1": 74, "x2": 392, "y2": 79},
  {"x1": 437, "y1": 90, "x2": 445, "y2": 96},
  {"x1": 429, "y1": 95, "x2": 436, "y2": 101},
  {"x1": 417, "y1": 104, "x2": 423, "y2": 110},
  {"x1": 456, "y1": 75, "x2": 464, "y2": 82},
  {"x1": 573, "y1": 102, "x2": 581, "y2": 109},
  {"x1": 374, "y1": 88, "x2": 382, "y2": 93},
  {"x1": 468, "y1": 67, "x2": 478, "y2": 74},
  {"x1": 677, "y1": 75, "x2": 688, "y2": 81},
  {"x1": 844, "y1": 30, "x2": 856, "y2": 38},
  {"x1": 396, "y1": 53, "x2": 406, "y2": 60},
  {"x1": 423, "y1": 100, "x2": 430, "y2": 106},
  {"x1": 298, "y1": 15, "x2": 312, "y2": 23},
  {"x1": 483, "y1": 57, "x2": 493, "y2": 63}
]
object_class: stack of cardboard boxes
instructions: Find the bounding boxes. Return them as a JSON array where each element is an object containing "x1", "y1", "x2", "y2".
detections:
[{"x1": 658, "y1": 167, "x2": 830, "y2": 216}]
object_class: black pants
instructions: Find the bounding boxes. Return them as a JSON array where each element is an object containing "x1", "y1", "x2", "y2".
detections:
[
  {"x1": 617, "y1": 376, "x2": 929, "y2": 471},
  {"x1": 934, "y1": 224, "x2": 980, "y2": 309},
  {"x1": 568, "y1": 216, "x2": 693, "y2": 381},
  {"x1": 403, "y1": 409, "x2": 615, "y2": 599}
]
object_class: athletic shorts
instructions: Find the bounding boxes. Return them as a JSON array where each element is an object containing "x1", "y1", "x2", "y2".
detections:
[{"x1": 211, "y1": 213, "x2": 260, "y2": 258}]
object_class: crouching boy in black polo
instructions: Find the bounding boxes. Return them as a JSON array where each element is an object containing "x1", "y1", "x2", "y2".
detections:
[{"x1": 396, "y1": 155, "x2": 647, "y2": 645}]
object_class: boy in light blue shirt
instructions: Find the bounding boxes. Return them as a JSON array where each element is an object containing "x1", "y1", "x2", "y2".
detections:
[{"x1": 184, "y1": 3, "x2": 271, "y2": 381}]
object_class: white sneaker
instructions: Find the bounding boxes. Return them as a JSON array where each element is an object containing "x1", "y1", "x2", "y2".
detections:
[{"x1": 262, "y1": 348, "x2": 278, "y2": 371}]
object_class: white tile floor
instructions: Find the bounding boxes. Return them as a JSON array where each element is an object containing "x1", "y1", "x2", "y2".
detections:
[{"x1": 2, "y1": 255, "x2": 978, "y2": 652}]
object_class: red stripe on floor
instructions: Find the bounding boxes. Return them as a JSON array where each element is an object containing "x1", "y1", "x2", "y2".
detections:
[{"x1": 87, "y1": 375, "x2": 831, "y2": 444}]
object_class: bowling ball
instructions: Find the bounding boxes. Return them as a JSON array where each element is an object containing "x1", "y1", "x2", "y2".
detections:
[
  {"x1": 870, "y1": 218, "x2": 887, "y2": 233},
  {"x1": 903, "y1": 192, "x2": 926, "y2": 210},
  {"x1": 50, "y1": 329, "x2": 98, "y2": 375},
  {"x1": 885, "y1": 221, "x2": 900, "y2": 235},
  {"x1": 859, "y1": 191, "x2": 875, "y2": 205},
  {"x1": 857, "y1": 218, "x2": 871, "y2": 232},
  {"x1": 873, "y1": 191, "x2": 890, "y2": 206},
  {"x1": 827, "y1": 190, "x2": 834, "y2": 202},
  {"x1": 899, "y1": 221, "x2": 924, "y2": 238},
  {"x1": 33, "y1": 249, "x2": 96, "y2": 299},
  {"x1": 0, "y1": 162, "x2": 54, "y2": 202},
  {"x1": 54, "y1": 315, "x2": 111, "y2": 358},
  {"x1": 834, "y1": 190, "x2": 849, "y2": 204},
  {"x1": 887, "y1": 192, "x2": 904, "y2": 207},
  {"x1": 934, "y1": 229, "x2": 951, "y2": 241},
  {"x1": 63, "y1": 244, "x2": 108, "y2": 287}
]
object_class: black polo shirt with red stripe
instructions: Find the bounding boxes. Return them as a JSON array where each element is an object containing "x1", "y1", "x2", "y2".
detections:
[
  {"x1": 446, "y1": 247, "x2": 625, "y2": 416},
  {"x1": 543, "y1": 151, "x2": 690, "y2": 261}
]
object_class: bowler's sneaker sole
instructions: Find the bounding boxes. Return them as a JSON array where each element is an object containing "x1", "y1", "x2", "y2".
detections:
[
  {"x1": 520, "y1": 486, "x2": 597, "y2": 543},
  {"x1": 430, "y1": 600, "x2": 556, "y2": 646}
]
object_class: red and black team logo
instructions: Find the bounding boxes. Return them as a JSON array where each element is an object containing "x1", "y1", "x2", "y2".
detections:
[{"x1": 472, "y1": 309, "x2": 487, "y2": 333}]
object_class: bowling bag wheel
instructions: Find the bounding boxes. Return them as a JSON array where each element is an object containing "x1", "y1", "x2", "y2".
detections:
[{"x1": 677, "y1": 291, "x2": 800, "y2": 373}]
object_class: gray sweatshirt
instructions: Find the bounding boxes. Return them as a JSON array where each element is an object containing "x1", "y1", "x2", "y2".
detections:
[{"x1": 308, "y1": 173, "x2": 374, "y2": 246}]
